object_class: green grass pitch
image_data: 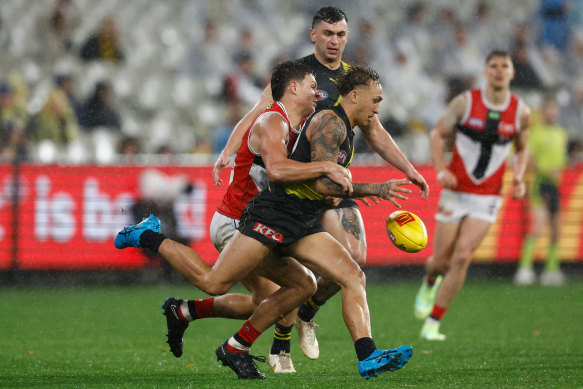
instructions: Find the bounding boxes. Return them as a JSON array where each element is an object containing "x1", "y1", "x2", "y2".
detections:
[{"x1": 1, "y1": 279, "x2": 582, "y2": 388}]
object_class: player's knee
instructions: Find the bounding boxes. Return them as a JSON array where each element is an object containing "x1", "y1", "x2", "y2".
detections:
[
  {"x1": 349, "y1": 245, "x2": 367, "y2": 268},
  {"x1": 203, "y1": 281, "x2": 232, "y2": 296},
  {"x1": 450, "y1": 250, "x2": 472, "y2": 270},
  {"x1": 342, "y1": 267, "x2": 366, "y2": 291},
  {"x1": 296, "y1": 269, "x2": 317, "y2": 300},
  {"x1": 428, "y1": 255, "x2": 448, "y2": 275}
]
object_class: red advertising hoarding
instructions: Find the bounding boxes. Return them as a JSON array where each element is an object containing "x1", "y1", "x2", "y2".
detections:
[{"x1": 0, "y1": 163, "x2": 581, "y2": 270}]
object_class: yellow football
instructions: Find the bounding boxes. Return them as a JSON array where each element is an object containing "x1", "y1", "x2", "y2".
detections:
[{"x1": 386, "y1": 210, "x2": 428, "y2": 253}]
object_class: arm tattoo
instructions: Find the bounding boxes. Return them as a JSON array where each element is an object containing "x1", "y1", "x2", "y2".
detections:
[
  {"x1": 310, "y1": 112, "x2": 345, "y2": 162},
  {"x1": 310, "y1": 112, "x2": 347, "y2": 194},
  {"x1": 351, "y1": 182, "x2": 386, "y2": 198}
]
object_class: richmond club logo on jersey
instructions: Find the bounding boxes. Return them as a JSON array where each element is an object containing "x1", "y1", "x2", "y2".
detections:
[
  {"x1": 338, "y1": 150, "x2": 348, "y2": 164},
  {"x1": 252, "y1": 222, "x2": 284, "y2": 243}
]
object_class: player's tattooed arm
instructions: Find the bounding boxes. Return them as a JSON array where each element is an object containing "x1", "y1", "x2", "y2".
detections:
[
  {"x1": 309, "y1": 112, "x2": 351, "y2": 195},
  {"x1": 309, "y1": 111, "x2": 413, "y2": 207}
]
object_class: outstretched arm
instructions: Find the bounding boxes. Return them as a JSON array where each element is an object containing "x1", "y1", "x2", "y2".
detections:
[
  {"x1": 212, "y1": 84, "x2": 273, "y2": 186},
  {"x1": 360, "y1": 115, "x2": 429, "y2": 200},
  {"x1": 308, "y1": 111, "x2": 412, "y2": 207}
]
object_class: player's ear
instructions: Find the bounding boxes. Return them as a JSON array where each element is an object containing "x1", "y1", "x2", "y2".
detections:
[
  {"x1": 309, "y1": 28, "x2": 316, "y2": 43},
  {"x1": 289, "y1": 80, "x2": 298, "y2": 95}
]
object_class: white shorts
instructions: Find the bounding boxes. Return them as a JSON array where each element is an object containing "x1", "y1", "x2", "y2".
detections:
[
  {"x1": 209, "y1": 211, "x2": 240, "y2": 253},
  {"x1": 435, "y1": 189, "x2": 502, "y2": 224}
]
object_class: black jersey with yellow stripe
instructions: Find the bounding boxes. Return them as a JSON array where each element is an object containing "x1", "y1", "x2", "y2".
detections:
[
  {"x1": 278, "y1": 104, "x2": 354, "y2": 202},
  {"x1": 296, "y1": 54, "x2": 350, "y2": 109}
]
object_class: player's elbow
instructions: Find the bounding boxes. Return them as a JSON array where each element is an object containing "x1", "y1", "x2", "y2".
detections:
[{"x1": 265, "y1": 164, "x2": 287, "y2": 182}]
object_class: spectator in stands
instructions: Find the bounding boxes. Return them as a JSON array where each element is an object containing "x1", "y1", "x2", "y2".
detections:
[
  {"x1": 118, "y1": 135, "x2": 141, "y2": 163},
  {"x1": 392, "y1": 2, "x2": 433, "y2": 72},
  {"x1": 560, "y1": 79, "x2": 583, "y2": 141},
  {"x1": 80, "y1": 17, "x2": 124, "y2": 63},
  {"x1": 0, "y1": 119, "x2": 28, "y2": 162},
  {"x1": 0, "y1": 83, "x2": 28, "y2": 136},
  {"x1": 439, "y1": 24, "x2": 484, "y2": 86},
  {"x1": 222, "y1": 51, "x2": 263, "y2": 105},
  {"x1": 181, "y1": 20, "x2": 231, "y2": 80},
  {"x1": 427, "y1": 6, "x2": 458, "y2": 75},
  {"x1": 36, "y1": 0, "x2": 81, "y2": 65},
  {"x1": 538, "y1": 0, "x2": 571, "y2": 52},
  {"x1": 33, "y1": 78, "x2": 80, "y2": 146},
  {"x1": 564, "y1": 30, "x2": 583, "y2": 79},
  {"x1": 469, "y1": 2, "x2": 511, "y2": 55},
  {"x1": 55, "y1": 74, "x2": 83, "y2": 123},
  {"x1": 511, "y1": 44, "x2": 544, "y2": 91},
  {"x1": 80, "y1": 81, "x2": 121, "y2": 130},
  {"x1": 213, "y1": 100, "x2": 243, "y2": 154}
]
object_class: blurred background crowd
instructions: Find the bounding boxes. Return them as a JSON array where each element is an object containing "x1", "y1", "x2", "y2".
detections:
[{"x1": 0, "y1": 0, "x2": 582, "y2": 165}]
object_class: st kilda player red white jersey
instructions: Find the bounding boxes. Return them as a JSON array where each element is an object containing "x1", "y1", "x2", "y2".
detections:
[
  {"x1": 216, "y1": 101, "x2": 302, "y2": 219},
  {"x1": 449, "y1": 88, "x2": 523, "y2": 195}
]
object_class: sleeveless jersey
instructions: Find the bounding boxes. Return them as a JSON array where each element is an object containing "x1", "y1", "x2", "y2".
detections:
[
  {"x1": 296, "y1": 54, "x2": 350, "y2": 109},
  {"x1": 449, "y1": 88, "x2": 523, "y2": 195},
  {"x1": 216, "y1": 101, "x2": 301, "y2": 219},
  {"x1": 276, "y1": 104, "x2": 355, "y2": 206}
]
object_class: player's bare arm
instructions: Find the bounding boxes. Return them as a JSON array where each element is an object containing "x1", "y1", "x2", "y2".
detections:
[
  {"x1": 430, "y1": 93, "x2": 467, "y2": 189},
  {"x1": 511, "y1": 103, "x2": 531, "y2": 199},
  {"x1": 255, "y1": 113, "x2": 353, "y2": 193},
  {"x1": 212, "y1": 84, "x2": 273, "y2": 186},
  {"x1": 360, "y1": 115, "x2": 429, "y2": 200},
  {"x1": 308, "y1": 111, "x2": 411, "y2": 207}
]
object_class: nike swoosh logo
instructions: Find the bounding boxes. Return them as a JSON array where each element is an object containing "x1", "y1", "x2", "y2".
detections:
[{"x1": 170, "y1": 305, "x2": 180, "y2": 320}]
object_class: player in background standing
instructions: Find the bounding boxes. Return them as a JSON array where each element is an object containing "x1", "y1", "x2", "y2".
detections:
[
  {"x1": 514, "y1": 97, "x2": 567, "y2": 286},
  {"x1": 212, "y1": 6, "x2": 429, "y2": 359},
  {"x1": 413, "y1": 50, "x2": 530, "y2": 340},
  {"x1": 159, "y1": 61, "x2": 352, "y2": 373}
]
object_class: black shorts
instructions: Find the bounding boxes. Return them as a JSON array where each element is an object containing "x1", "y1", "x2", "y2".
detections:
[
  {"x1": 539, "y1": 182, "x2": 560, "y2": 215},
  {"x1": 238, "y1": 190, "x2": 326, "y2": 248},
  {"x1": 325, "y1": 198, "x2": 359, "y2": 210}
]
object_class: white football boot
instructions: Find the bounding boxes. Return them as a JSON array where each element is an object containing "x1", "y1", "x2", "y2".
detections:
[{"x1": 295, "y1": 317, "x2": 319, "y2": 359}]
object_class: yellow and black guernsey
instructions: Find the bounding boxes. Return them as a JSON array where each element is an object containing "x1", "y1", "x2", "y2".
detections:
[{"x1": 238, "y1": 104, "x2": 355, "y2": 248}]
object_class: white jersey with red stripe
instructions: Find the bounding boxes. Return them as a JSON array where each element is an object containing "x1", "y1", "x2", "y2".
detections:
[
  {"x1": 449, "y1": 88, "x2": 523, "y2": 195},
  {"x1": 216, "y1": 101, "x2": 302, "y2": 219}
]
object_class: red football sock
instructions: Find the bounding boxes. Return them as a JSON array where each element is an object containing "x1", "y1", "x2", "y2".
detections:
[
  {"x1": 426, "y1": 274, "x2": 438, "y2": 286},
  {"x1": 192, "y1": 298, "x2": 215, "y2": 319},
  {"x1": 226, "y1": 320, "x2": 263, "y2": 353},
  {"x1": 430, "y1": 304, "x2": 447, "y2": 320}
]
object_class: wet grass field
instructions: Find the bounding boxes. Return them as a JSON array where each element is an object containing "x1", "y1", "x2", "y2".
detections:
[{"x1": 1, "y1": 279, "x2": 582, "y2": 388}]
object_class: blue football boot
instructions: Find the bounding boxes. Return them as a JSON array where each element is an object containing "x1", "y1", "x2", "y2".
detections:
[
  {"x1": 358, "y1": 345, "x2": 413, "y2": 379},
  {"x1": 114, "y1": 214, "x2": 160, "y2": 249}
]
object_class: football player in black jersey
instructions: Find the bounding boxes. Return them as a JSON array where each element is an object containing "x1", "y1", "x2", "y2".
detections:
[
  {"x1": 212, "y1": 6, "x2": 429, "y2": 362},
  {"x1": 121, "y1": 66, "x2": 415, "y2": 379}
]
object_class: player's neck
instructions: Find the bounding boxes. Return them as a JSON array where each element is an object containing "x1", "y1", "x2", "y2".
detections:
[
  {"x1": 314, "y1": 51, "x2": 342, "y2": 71},
  {"x1": 339, "y1": 101, "x2": 356, "y2": 129},
  {"x1": 279, "y1": 99, "x2": 305, "y2": 129},
  {"x1": 484, "y1": 85, "x2": 510, "y2": 106}
]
